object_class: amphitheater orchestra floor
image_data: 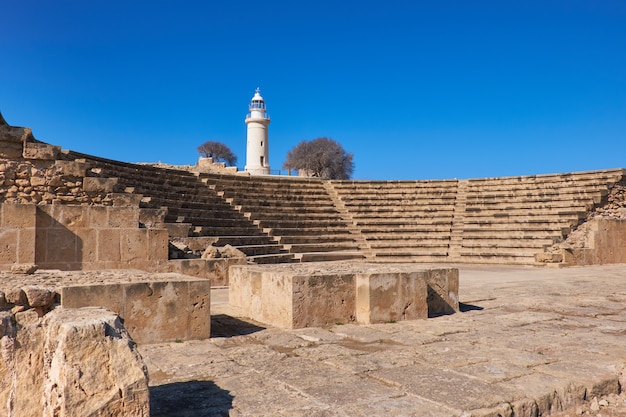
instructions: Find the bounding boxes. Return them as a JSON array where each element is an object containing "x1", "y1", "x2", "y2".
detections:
[{"x1": 142, "y1": 264, "x2": 626, "y2": 417}]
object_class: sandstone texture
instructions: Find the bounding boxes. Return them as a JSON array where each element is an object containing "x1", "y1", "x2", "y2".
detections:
[
  {"x1": 145, "y1": 265, "x2": 626, "y2": 416},
  {"x1": 0, "y1": 307, "x2": 149, "y2": 416},
  {"x1": 230, "y1": 263, "x2": 459, "y2": 329},
  {"x1": 0, "y1": 269, "x2": 212, "y2": 343}
]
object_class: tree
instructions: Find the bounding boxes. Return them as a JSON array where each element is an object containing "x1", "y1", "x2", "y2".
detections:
[
  {"x1": 283, "y1": 137, "x2": 354, "y2": 179},
  {"x1": 197, "y1": 141, "x2": 237, "y2": 166}
]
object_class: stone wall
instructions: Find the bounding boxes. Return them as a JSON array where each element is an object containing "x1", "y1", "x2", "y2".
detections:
[
  {"x1": 0, "y1": 307, "x2": 150, "y2": 416},
  {"x1": 0, "y1": 203, "x2": 169, "y2": 271},
  {"x1": 562, "y1": 218, "x2": 626, "y2": 265}
]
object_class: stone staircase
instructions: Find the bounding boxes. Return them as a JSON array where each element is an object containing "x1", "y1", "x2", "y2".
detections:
[
  {"x1": 330, "y1": 179, "x2": 458, "y2": 263},
  {"x1": 66, "y1": 151, "x2": 293, "y2": 263},
  {"x1": 457, "y1": 169, "x2": 625, "y2": 264},
  {"x1": 200, "y1": 173, "x2": 364, "y2": 262},
  {"x1": 59, "y1": 150, "x2": 626, "y2": 266}
]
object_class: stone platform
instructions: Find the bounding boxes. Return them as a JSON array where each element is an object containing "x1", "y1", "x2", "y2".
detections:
[
  {"x1": 229, "y1": 262, "x2": 459, "y2": 329},
  {"x1": 144, "y1": 264, "x2": 626, "y2": 416},
  {"x1": 0, "y1": 270, "x2": 211, "y2": 344}
]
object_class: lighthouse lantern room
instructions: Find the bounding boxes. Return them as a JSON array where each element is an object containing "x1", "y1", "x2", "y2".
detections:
[{"x1": 244, "y1": 88, "x2": 270, "y2": 175}]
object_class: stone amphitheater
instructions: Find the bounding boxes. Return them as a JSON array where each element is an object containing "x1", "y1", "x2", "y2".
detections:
[{"x1": 1, "y1": 115, "x2": 625, "y2": 416}]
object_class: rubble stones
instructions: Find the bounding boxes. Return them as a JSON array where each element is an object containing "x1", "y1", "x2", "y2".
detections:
[{"x1": 10, "y1": 263, "x2": 38, "y2": 274}]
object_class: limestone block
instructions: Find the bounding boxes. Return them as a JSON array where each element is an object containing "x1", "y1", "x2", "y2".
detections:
[
  {"x1": 120, "y1": 230, "x2": 148, "y2": 263},
  {"x1": 230, "y1": 264, "x2": 460, "y2": 330},
  {"x1": 53, "y1": 205, "x2": 90, "y2": 228},
  {"x1": 75, "y1": 228, "x2": 98, "y2": 264},
  {"x1": 187, "y1": 280, "x2": 212, "y2": 340},
  {"x1": 98, "y1": 229, "x2": 121, "y2": 262},
  {"x1": 45, "y1": 227, "x2": 78, "y2": 263},
  {"x1": 146, "y1": 229, "x2": 168, "y2": 262},
  {"x1": 0, "y1": 140, "x2": 24, "y2": 158},
  {"x1": 6, "y1": 288, "x2": 27, "y2": 305},
  {"x1": 230, "y1": 266, "x2": 355, "y2": 329},
  {"x1": 110, "y1": 193, "x2": 143, "y2": 207},
  {"x1": 426, "y1": 268, "x2": 460, "y2": 315},
  {"x1": 355, "y1": 271, "x2": 428, "y2": 324},
  {"x1": 88, "y1": 206, "x2": 110, "y2": 228},
  {"x1": 1, "y1": 203, "x2": 36, "y2": 228},
  {"x1": 10, "y1": 263, "x2": 38, "y2": 275},
  {"x1": 0, "y1": 229, "x2": 19, "y2": 264},
  {"x1": 22, "y1": 142, "x2": 60, "y2": 160},
  {"x1": 108, "y1": 206, "x2": 139, "y2": 228},
  {"x1": 17, "y1": 227, "x2": 36, "y2": 264},
  {"x1": 41, "y1": 308, "x2": 150, "y2": 416},
  {"x1": 61, "y1": 284, "x2": 125, "y2": 315},
  {"x1": 23, "y1": 285, "x2": 56, "y2": 308},
  {"x1": 131, "y1": 281, "x2": 192, "y2": 343},
  {"x1": 54, "y1": 160, "x2": 88, "y2": 177},
  {"x1": 83, "y1": 176, "x2": 119, "y2": 193},
  {"x1": 138, "y1": 208, "x2": 167, "y2": 228}
]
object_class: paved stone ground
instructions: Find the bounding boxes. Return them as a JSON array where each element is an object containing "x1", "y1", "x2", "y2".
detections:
[{"x1": 142, "y1": 264, "x2": 626, "y2": 417}]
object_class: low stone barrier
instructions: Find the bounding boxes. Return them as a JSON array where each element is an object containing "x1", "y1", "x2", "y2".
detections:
[
  {"x1": 0, "y1": 270, "x2": 211, "y2": 344},
  {"x1": 229, "y1": 262, "x2": 459, "y2": 329}
]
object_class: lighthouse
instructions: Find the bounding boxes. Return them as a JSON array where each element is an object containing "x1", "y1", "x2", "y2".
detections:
[{"x1": 244, "y1": 88, "x2": 270, "y2": 175}]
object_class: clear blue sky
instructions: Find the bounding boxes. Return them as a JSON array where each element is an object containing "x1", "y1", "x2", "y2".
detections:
[{"x1": 1, "y1": 1, "x2": 625, "y2": 180}]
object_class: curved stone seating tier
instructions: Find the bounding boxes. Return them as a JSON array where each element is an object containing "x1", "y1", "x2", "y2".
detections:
[
  {"x1": 50, "y1": 151, "x2": 625, "y2": 265},
  {"x1": 66, "y1": 151, "x2": 291, "y2": 262},
  {"x1": 201, "y1": 173, "x2": 362, "y2": 261}
]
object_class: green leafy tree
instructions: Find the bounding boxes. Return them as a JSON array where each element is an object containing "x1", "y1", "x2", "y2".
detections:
[
  {"x1": 197, "y1": 141, "x2": 237, "y2": 166},
  {"x1": 283, "y1": 137, "x2": 354, "y2": 179}
]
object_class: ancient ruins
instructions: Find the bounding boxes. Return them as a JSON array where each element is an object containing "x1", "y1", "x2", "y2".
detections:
[{"x1": 1, "y1": 114, "x2": 625, "y2": 416}]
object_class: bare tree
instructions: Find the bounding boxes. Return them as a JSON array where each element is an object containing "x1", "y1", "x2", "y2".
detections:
[
  {"x1": 283, "y1": 137, "x2": 354, "y2": 179},
  {"x1": 197, "y1": 141, "x2": 237, "y2": 166}
]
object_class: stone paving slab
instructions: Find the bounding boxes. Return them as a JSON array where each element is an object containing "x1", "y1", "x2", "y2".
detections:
[{"x1": 143, "y1": 264, "x2": 626, "y2": 416}]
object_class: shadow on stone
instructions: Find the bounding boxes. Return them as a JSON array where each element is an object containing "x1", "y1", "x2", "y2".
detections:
[
  {"x1": 459, "y1": 302, "x2": 484, "y2": 313},
  {"x1": 210, "y1": 314, "x2": 266, "y2": 338},
  {"x1": 427, "y1": 285, "x2": 458, "y2": 318},
  {"x1": 150, "y1": 380, "x2": 233, "y2": 417}
]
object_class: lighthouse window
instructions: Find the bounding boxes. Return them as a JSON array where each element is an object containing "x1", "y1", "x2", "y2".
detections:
[
  {"x1": 261, "y1": 141, "x2": 263, "y2": 147},
  {"x1": 260, "y1": 156, "x2": 264, "y2": 165}
]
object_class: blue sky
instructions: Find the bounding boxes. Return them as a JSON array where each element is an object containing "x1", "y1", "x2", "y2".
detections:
[{"x1": 1, "y1": 1, "x2": 625, "y2": 180}]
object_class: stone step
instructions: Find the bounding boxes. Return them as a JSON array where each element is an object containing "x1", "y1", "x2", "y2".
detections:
[
  {"x1": 192, "y1": 226, "x2": 266, "y2": 237},
  {"x1": 461, "y1": 228, "x2": 566, "y2": 238},
  {"x1": 296, "y1": 251, "x2": 365, "y2": 262},
  {"x1": 368, "y1": 241, "x2": 450, "y2": 249},
  {"x1": 257, "y1": 218, "x2": 349, "y2": 228},
  {"x1": 249, "y1": 211, "x2": 344, "y2": 221},
  {"x1": 364, "y1": 232, "x2": 452, "y2": 240},
  {"x1": 234, "y1": 244, "x2": 287, "y2": 256},
  {"x1": 372, "y1": 250, "x2": 449, "y2": 259},
  {"x1": 213, "y1": 235, "x2": 278, "y2": 246},
  {"x1": 459, "y1": 237, "x2": 557, "y2": 246},
  {"x1": 247, "y1": 253, "x2": 298, "y2": 264},
  {"x1": 284, "y1": 242, "x2": 360, "y2": 253},
  {"x1": 355, "y1": 219, "x2": 454, "y2": 227},
  {"x1": 277, "y1": 235, "x2": 357, "y2": 244},
  {"x1": 360, "y1": 225, "x2": 452, "y2": 233},
  {"x1": 266, "y1": 226, "x2": 353, "y2": 236},
  {"x1": 164, "y1": 215, "x2": 254, "y2": 228},
  {"x1": 164, "y1": 223, "x2": 193, "y2": 237},
  {"x1": 460, "y1": 244, "x2": 546, "y2": 254}
]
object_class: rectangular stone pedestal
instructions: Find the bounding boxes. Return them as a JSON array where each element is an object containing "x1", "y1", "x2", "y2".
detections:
[{"x1": 229, "y1": 263, "x2": 459, "y2": 329}]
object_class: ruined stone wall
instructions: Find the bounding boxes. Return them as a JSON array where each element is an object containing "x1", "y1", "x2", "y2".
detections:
[
  {"x1": 0, "y1": 158, "x2": 116, "y2": 205},
  {"x1": 562, "y1": 218, "x2": 626, "y2": 265}
]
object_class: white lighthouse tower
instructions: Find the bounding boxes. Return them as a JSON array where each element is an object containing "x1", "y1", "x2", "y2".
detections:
[{"x1": 244, "y1": 88, "x2": 270, "y2": 175}]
